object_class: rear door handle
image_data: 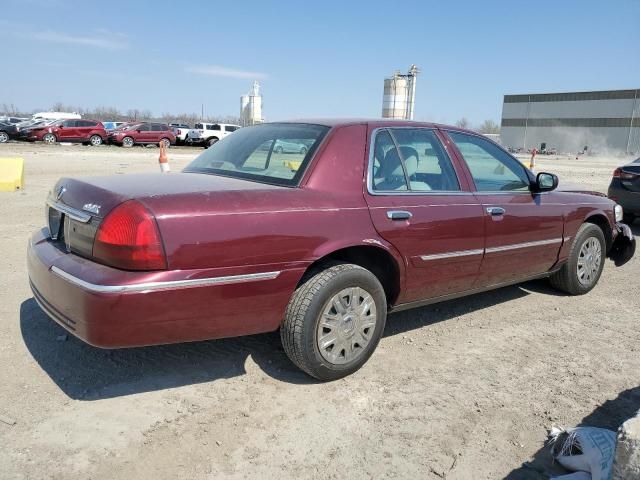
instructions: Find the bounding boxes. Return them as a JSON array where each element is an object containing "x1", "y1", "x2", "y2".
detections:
[
  {"x1": 387, "y1": 210, "x2": 413, "y2": 220},
  {"x1": 486, "y1": 207, "x2": 505, "y2": 216}
]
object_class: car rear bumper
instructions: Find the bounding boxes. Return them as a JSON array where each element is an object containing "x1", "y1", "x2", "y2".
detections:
[
  {"x1": 608, "y1": 181, "x2": 640, "y2": 215},
  {"x1": 28, "y1": 229, "x2": 304, "y2": 348}
]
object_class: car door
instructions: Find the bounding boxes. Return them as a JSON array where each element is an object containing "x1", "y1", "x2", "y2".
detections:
[
  {"x1": 364, "y1": 127, "x2": 486, "y2": 304},
  {"x1": 57, "y1": 120, "x2": 77, "y2": 140},
  {"x1": 76, "y1": 120, "x2": 93, "y2": 140},
  {"x1": 137, "y1": 124, "x2": 154, "y2": 143},
  {"x1": 445, "y1": 130, "x2": 565, "y2": 286}
]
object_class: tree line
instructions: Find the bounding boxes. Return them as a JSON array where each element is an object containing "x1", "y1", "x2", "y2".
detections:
[{"x1": 1, "y1": 102, "x2": 241, "y2": 126}]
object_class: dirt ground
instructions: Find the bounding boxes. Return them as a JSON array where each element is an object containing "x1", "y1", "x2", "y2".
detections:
[{"x1": 0, "y1": 142, "x2": 638, "y2": 479}]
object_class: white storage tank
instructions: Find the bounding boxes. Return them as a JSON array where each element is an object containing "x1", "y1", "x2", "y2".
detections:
[
  {"x1": 240, "y1": 81, "x2": 264, "y2": 126},
  {"x1": 381, "y1": 65, "x2": 419, "y2": 120}
]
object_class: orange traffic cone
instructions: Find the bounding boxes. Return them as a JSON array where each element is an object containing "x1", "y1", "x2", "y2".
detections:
[{"x1": 159, "y1": 142, "x2": 170, "y2": 173}]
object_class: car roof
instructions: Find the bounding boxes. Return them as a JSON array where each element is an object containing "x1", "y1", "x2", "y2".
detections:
[{"x1": 273, "y1": 118, "x2": 476, "y2": 134}]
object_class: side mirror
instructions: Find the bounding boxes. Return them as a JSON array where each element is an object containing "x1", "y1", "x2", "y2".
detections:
[
  {"x1": 535, "y1": 172, "x2": 558, "y2": 192},
  {"x1": 58, "y1": 125, "x2": 63, "y2": 128}
]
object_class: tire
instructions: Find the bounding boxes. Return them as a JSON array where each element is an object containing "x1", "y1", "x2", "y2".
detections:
[
  {"x1": 549, "y1": 223, "x2": 606, "y2": 295},
  {"x1": 207, "y1": 137, "x2": 218, "y2": 148},
  {"x1": 89, "y1": 135, "x2": 103, "y2": 146},
  {"x1": 0, "y1": 131, "x2": 8, "y2": 143},
  {"x1": 275, "y1": 145, "x2": 283, "y2": 153},
  {"x1": 159, "y1": 138, "x2": 171, "y2": 148},
  {"x1": 122, "y1": 136, "x2": 134, "y2": 148},
  {"x1": 280, "y1": 263, "x2": 387, "y2": 381},
  {"x1": 43, "y1": 133, "x2": 56, "y2": 144},
  {"x1": 300, "y1": 146, "x2": 308, "y2": 154}
]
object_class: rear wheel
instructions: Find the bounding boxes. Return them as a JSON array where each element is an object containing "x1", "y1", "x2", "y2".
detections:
[
  {"x1": 122, "y1": 136, "x2": 134, "y2": 148},
  {"x1": 549, "y1": 223, "x2": 606, "y2": 295},
  {"x1": 280, "y1": 263, "x2": 387, "y2": 380},
  {"x1": 300, "y1": 146, "x2": 308, "y2": 154},
  {"x1": 89, "y1": 134, "x2": 103, "y2": 146},
  {"x1": 275, "y1": 145, "x2": 284, "y2": 153},
  {"x1": 159, "y1": 138, "x2": 171, "y2": 148},
  {"x1": 0, "y1": 131, "x2": 8, "y2": 143},
  {"x1": 43, "y1": 133, "x2": 56, "y2": 144}
]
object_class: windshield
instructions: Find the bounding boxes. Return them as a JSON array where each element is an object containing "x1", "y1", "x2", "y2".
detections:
[{"x1": 184, "y1": 123, "x2": 330, "y2": 186}]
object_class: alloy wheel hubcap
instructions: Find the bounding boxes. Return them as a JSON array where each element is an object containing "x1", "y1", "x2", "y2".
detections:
[
  {"x1": 316, "y1": 287, "x2": 377, "y2": 365},
  {"x1": 91, "y1": 136, "x2": 101, "y2": 145},
  {"x1": 577, "y1": 236, "x2": 602, "y2": 286},
  {"x1": 0, "y1": 132, "x2": 8, "y2": 142}
]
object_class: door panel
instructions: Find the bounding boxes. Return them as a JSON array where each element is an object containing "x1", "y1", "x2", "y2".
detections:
[
  {"x1": 445, "y1": 130, "x2": 565, "y2": 285},
  {"x1": 367, "y1": 196, "x2": 485, "y2": 302},
  {"x1": 365, "y1": 127, "x2": 485, "y2": 304},
  {"x1": 475, "y1": 192, "x2": 564, "y2": 284}
]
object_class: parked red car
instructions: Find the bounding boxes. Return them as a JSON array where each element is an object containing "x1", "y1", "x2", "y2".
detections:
[
  {"x1": 28, "y1": 119, "x2": 107, "y2": 146},
  {"x1": 108, "y1": 122, "x2": 175, "y2": 147},
  {"x1": 28, "y1": 120, "x2": 635, "y2": 380}
]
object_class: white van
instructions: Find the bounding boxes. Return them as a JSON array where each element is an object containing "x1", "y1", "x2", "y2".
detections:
[{"x1": 32, "y1": 112, "x2": 81, "y2": 121}]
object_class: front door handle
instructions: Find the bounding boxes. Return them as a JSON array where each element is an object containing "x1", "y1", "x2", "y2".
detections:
[
  {"x1": 387, "y1": 210, "x2": 413, "y2": 220},
  {"x1": 486, "y1": 207, "x2": 505, "y2": 216}
]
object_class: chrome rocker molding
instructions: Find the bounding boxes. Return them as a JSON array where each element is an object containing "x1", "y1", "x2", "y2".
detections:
[
  {"x1": 51, "y1": 266, "x2": 281, "y2": 294},
  {"x1": 420, "y1": 238, "x2": 565, "y2": 261},
  {"x1": 421, "y1": 248, "x2": 484, "y2": 261}
]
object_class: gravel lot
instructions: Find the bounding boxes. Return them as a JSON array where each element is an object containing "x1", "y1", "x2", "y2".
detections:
[{"x1": 0, "y1": 142, "x2": 638, "y2": 479}]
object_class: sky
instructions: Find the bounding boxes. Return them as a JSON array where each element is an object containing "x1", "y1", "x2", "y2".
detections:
[{"x1": 1, "y1": 0, "x2": 639, "y2": 126}]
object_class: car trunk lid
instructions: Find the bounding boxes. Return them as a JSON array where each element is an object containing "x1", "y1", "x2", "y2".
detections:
[{"x1": 46, "y1": 172, "x2": 284, "y2": 262}]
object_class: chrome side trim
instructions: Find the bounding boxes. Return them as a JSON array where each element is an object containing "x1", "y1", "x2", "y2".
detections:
[
  {"x1": 485, "y1": 237, "x2": 563, "y2": 253},
  {"x1": 51, "y1": 266, "x2": 281, "y2": 293},
  {"x1": 47, "y1": 199, "x2": 92, "y2": 223},
  {"x1": 420, "y1": 249, "x2": 484, "y2": 261}
]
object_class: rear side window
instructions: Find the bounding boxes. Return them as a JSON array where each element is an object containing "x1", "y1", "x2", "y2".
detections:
[
  {"x1": 371, "y1": 128, "x2": 459, "y2": 192},
  {"x1": 225, "y1": 125, "x2": 238, "y2": 132},
  {"x1": 372, "y1": 130, "x2": 408, "y2": 191},
  {"x1": 151, "y1": 124, "x2": 164, "y2": 131},
  {"x1": 448, "y1": 132, "x2": 530, "y2": 192}
]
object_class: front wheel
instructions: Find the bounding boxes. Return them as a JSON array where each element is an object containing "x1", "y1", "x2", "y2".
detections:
[
  {"x1": 43, "y1": 133, "x2": 57, "y2": 144},
  {"x1": 549, "y1": 223, "x2": 606, "y2": 295},
  {"x1": 206, "y1": 137, "x2": 218, "y2": 148},
  {"x1": 280, "y1": 263, "x2": 387, "y2": 381},
  {"x1": 0, "y1": 131, "x2": 8, "y2": 143},
  {"x1": 89, "y1": 134, "x2": 103, "y2": 146}
]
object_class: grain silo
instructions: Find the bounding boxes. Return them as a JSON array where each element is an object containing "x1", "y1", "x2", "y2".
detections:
[
  {"x1": 240, "y1": 81, "x2": 264, "y2": 126},
  {"x1": 382, "y1": 65, "x2": 419, "y2": 120}
]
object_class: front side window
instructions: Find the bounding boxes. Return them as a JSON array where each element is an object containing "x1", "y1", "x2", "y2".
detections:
[
  {"x1": 371, "y1": 128, "x2": 460, "y2": 192},
  {"x1": 62, "y1": 120, "x2": 77, "y2": 127},
  {"x1": 448, "y1": 132, "x2": 530, "y2": 192},
  {"x1": 184, "y1": 123, "x2": 329, "y2": 186},
  {"x1": 225, "y1": 125, "x2": 239, "y2": 132},
  {"x1": 209, "y1": 124, "x2": 221, "y2": 131}
]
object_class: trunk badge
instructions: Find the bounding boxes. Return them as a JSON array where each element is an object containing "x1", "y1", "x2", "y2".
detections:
[
  {"x1": 56, "y1": 186, "x2": 66, "y2": 201},
  {"x1": 82, "y1": 203, "x2": 101, "y2": 215}
]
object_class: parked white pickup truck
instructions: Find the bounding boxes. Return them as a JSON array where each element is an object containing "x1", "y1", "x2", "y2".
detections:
[
  {"x1": 169, "y1": 123, "x2": 191, "y2": 145},
  {"x1": 186, "y1": 123, "x2": 241, "y2": 147}
]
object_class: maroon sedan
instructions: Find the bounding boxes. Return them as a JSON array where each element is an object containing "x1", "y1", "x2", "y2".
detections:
[
  {"x1": 29, "y1": 119, "x2": 107, "y2": 146},
  {"x1": 28, "y1": 120, "x2": 635, "y2": 380},
  {"x1": 108, "y1": 122, "x2": 176, "y2": 147}
]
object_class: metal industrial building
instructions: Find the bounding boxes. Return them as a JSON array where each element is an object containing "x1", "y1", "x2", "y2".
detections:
[
  {"x1": 381, "y1": 65, "x2": 419, "y2": 120},
  {"x1": 500, "y1": 89, "x2": 640, "y2": 155}
]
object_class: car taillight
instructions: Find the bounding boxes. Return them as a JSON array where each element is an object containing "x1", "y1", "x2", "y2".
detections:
[
  {"x1": 613, "y1": 168, "x2": 621, "y2": 178},
  {"x1": 93, "y1": 200, "x2": 167, "y2": 271}
]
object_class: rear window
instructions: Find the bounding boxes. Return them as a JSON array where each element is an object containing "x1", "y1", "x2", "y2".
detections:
[{"x1": 184, "y1": 123, "x2": 329, "y2": 187}]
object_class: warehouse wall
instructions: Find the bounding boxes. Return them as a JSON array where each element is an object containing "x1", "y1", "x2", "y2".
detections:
[{"x1": 500, "y1": 89, "x2": 640, "y2": 154}]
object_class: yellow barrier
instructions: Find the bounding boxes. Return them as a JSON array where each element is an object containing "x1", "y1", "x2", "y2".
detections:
[
  {"x1": 0, "y1": 157, "x2": 24, "y2": 191},
  {"x1": 283, "y1": 160, "x2": 302, "y2": 171}
]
